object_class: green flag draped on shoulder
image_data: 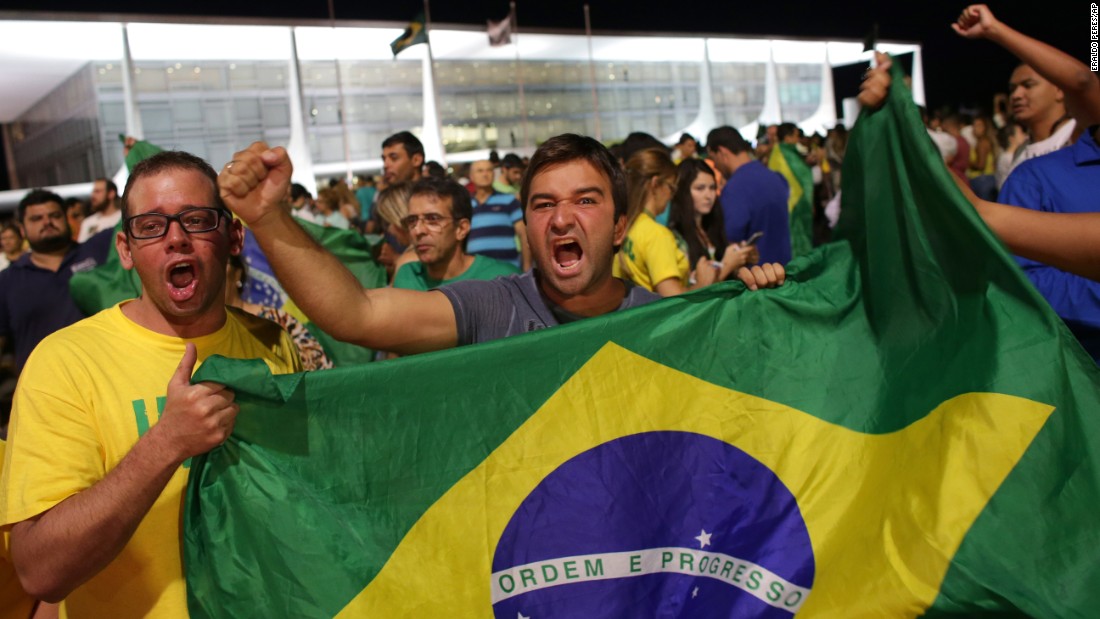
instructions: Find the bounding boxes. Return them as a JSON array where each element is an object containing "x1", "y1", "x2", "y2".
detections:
[
  {"x1": 390, "y1": 13, "x2": 428, "y2": 58},
  {"x1": 184, "y1": 61, "x2": 1100, "y2": 617},
  {"x1": 768, "y1": 142, "x2": 814, "y2": 259},
  {"x1": 69, "y1": 221, "x2": 140, "y2": 315}
]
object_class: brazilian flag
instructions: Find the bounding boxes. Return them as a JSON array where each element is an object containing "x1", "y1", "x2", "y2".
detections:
[
  {"x1": 390, "y1": 13, "x2": 428, "y2": 58},
  {"x1": 183, "y1": 62, "x2": 1100, "y2": 617},
  {"x1": 768, "y1": 142, "x2": 815, "y2": 259}
]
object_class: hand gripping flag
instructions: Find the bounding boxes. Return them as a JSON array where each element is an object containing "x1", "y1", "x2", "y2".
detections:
[
  {"x1": 184, "y1": 61, "x2": 1100, "y2": 617},
  {"x1": 390, "y1": 13, "x2": 428, "y2": 58}
]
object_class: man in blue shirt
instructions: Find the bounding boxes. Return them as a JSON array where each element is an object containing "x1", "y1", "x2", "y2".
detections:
[
  {"x1": 0, "y1": 190, "x2": 111, "y2": 371},
  {"x1": 999, "y1": 126, "x2": 1100, "y2": 362},
  {"x1": 467, "y1": 159, "x2": 530, "y2": 270},
  {"x1": 706, "y1": 126, "x2": 791, "y2": 265}
]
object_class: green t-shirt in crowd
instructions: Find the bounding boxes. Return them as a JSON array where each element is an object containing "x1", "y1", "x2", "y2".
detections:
[{"x1": 392, "y1": 254, "x2": 521, "y2": 291}]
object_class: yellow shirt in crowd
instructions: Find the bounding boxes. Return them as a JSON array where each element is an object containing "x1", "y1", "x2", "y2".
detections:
[
  {"x1": 613, "y1": 211, "x2": 690, "y2": 292},
  {"x1": 0, "y1": 303, "x2": 301, "y2": 618}
]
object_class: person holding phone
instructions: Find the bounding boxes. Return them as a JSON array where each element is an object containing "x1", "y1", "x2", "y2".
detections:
[
  {"x1": 667, "y1": 158, "x2": 758, "y2": 283},
  {"x1": 614, "y1": 149, "x2": 767, "y2": 297}
]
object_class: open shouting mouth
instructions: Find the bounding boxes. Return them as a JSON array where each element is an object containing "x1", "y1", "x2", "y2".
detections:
[
  {"x1": 168, "y1": 261, "x2": 198, "y2": 301},
  {"x1": 553, "y1": 239, "x2": 583, "y2": 271}
]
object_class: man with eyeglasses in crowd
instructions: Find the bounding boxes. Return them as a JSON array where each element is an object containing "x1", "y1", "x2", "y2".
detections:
[
  {"x1": 392, "y1": 177, "x2": 518, "y2": 293},
  {"x1": 219, "y1": 134, "x2": 784, "y2": 357},
  {"x1": 0, "y1": 151, "x2": 300, "y2": 618}
]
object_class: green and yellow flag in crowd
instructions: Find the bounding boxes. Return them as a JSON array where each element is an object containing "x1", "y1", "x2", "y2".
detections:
[
  {"x1": 183, "y1": 63, "x2": 1100, "y2": 617},
  {"x1": 768, "y1": 141, "x2": 815, "y2": 259},
  {"x1": 390, "y1": 13, "x2": 428, "y2": 58}
]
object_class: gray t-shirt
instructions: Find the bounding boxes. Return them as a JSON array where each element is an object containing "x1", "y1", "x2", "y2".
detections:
[{"x1": 439, "y1": 270, "x2": 660, "y2": 346}]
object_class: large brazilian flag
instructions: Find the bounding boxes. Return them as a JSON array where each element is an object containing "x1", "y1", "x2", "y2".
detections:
[
  {"x1": 183, "y1": 64, "x2": 1100, "y2": 617},
  {"x1": 768, "y1": 141, "x2": 815, "y2": 260}
]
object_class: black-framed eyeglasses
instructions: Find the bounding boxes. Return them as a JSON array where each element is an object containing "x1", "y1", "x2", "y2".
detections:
[
  {"x1": 400, "y1": 213, "x2": 456, "y2": 231},
  {"x1": 125, "y1": 207, "x2": 230, "y2": 240}
]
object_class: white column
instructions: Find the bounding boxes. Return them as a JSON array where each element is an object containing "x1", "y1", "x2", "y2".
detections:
[
  {"x1": 120, "y1": 23, "x2": 143, "y2": 139},
  {"x1": 664, "y1": 39, "x2": 717, "y2": 143},
  {"x1": 910, "y1": 46, "x2": 926, "y2": 107},
  {"x1": 286, "y1": 28, "x2": 318, "y2": 195},
  {"x1": 757, "y1": 41, "x2": 783, "y2": 126},
  {"x1": 797, "y1": 44, "x2": 837, "y2": 136},
  {"x1": 421, "y1": 0, "x2": 447, "y2": 164}
]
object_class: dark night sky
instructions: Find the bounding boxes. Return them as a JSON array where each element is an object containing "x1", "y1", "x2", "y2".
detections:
[{"x1": 3, "y1": 0, "x2": 1083, "y2": 111}]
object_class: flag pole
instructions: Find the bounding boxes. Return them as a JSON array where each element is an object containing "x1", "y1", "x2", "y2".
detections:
[
  {"x1": 327, "y1": 0, "x2": 353, "y2": 184},
  {"x1": 511, "y1": 2, "x2": 529, "y2": 149},
  {"x1": 583, "y1": 4, "x2": 601, "y2": 141},
  {"x1": 422, "y1": 0, "x2": 448, "y2": 164}
]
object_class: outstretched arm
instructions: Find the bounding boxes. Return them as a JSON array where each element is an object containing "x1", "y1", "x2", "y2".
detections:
[
  {"x1": 953, "y1": 4, "x2": 1100, "y2": 127},
  {"x1": 218, "y1": 143, "x2": 458, "y2": 354},
  {"x1": 951, "y1": 174, "x2": 1100, "y2": 282}
]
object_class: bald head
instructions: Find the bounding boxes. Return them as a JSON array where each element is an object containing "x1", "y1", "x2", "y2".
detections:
[{"x1": 470, "y1": 159, "x2": 495, "y2": 190}]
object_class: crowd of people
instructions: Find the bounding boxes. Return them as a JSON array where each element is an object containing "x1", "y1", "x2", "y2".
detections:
[{"x1": 0, "y1": 3, "x2": 1097, "y2": 617}]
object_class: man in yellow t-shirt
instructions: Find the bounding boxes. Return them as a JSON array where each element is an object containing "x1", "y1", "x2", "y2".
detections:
[
  {"x1": 0, "y1": 151, "x2": 301, "y2": 618},
  {"x1": 1, "y1": 440, "x2": 37, "y2": 619}
]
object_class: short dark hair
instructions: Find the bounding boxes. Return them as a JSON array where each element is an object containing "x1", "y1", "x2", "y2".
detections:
[
  {"x1": 620, "y1": 132, "x2": 669, "y2": 163},
  {"x1": 121, "y1": 151, "x2": 222, "y2": 219},
  {"x1": 18, "y1": 189, "x2": 65, "y2": 221},
  {"x1": 677, "y1": 133, "x2": 697, "y2": 146},
  {"x1": 410, "y1": 177, "x2": 471, "y2": 221},
  {"x1": 705, "y1": 126, "x2": 753, "y2": 155},
  {"x1": 382, "y1": 131, "x2": 425, "y2": 160},
  {"x1": 777, "y1": 123, "x2": 800, "y2": 141},
  {"x1": 520, "y1": 133, "x2": 628, "y2": 223},
  {"x1": 96, "y1": 178, "x2": 119, "y2": 197},
  {"x1": 290, "y1": 183, "x2": 312, "y2": 202},
  {"x1": 501, "y1": 153, "x2": 523, "y2": 169},
  {"x1": 409, "y1": 176, "x2": 473, "y2": 250},
  {"x1": 423, "y1": 160, "x2": 447, "y2": 179}
]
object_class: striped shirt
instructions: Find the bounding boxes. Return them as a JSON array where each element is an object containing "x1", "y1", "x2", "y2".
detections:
[{"x1": 468, "y1": 192, "x2": 523, "y2": 268}]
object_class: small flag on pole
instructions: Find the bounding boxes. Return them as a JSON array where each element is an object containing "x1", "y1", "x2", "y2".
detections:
[
  {"x1": 390, "y1": 13, "x2": 428, "y2": 57},
  {"x1": 487, "y1": 10, "x2": 513, "y2": 47}
]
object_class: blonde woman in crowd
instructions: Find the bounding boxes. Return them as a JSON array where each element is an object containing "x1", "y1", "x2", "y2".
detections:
[
  {"x1": 614, "y1": 148, "x2": 754, "y2": 297},
  {"x1": 373, "y1": 183, "x2": 419, "y2": 282}
]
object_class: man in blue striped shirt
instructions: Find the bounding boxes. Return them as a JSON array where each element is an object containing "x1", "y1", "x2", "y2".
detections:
[{"x1": 467, "y1": 160, "x2": 531, "y2": 271}]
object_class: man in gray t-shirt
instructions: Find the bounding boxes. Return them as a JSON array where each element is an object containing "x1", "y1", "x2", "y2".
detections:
[
  {"x1": 442, "y1": 271, "x2": 657, "y2": 346},
  {"x1": 219, "y1": 134, "x2": 783, "y2": 355}
]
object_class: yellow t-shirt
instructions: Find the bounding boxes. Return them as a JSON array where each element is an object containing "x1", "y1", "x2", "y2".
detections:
[
  {"x1": 613, "y1": 211, "x2": 690, "y2": 292},
  {"x1": 0, "y1": 303, "x2": 301, "y2": 619},
  {"x1": 1, "y1": 441, "x2": 36, "y2": 619}
]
